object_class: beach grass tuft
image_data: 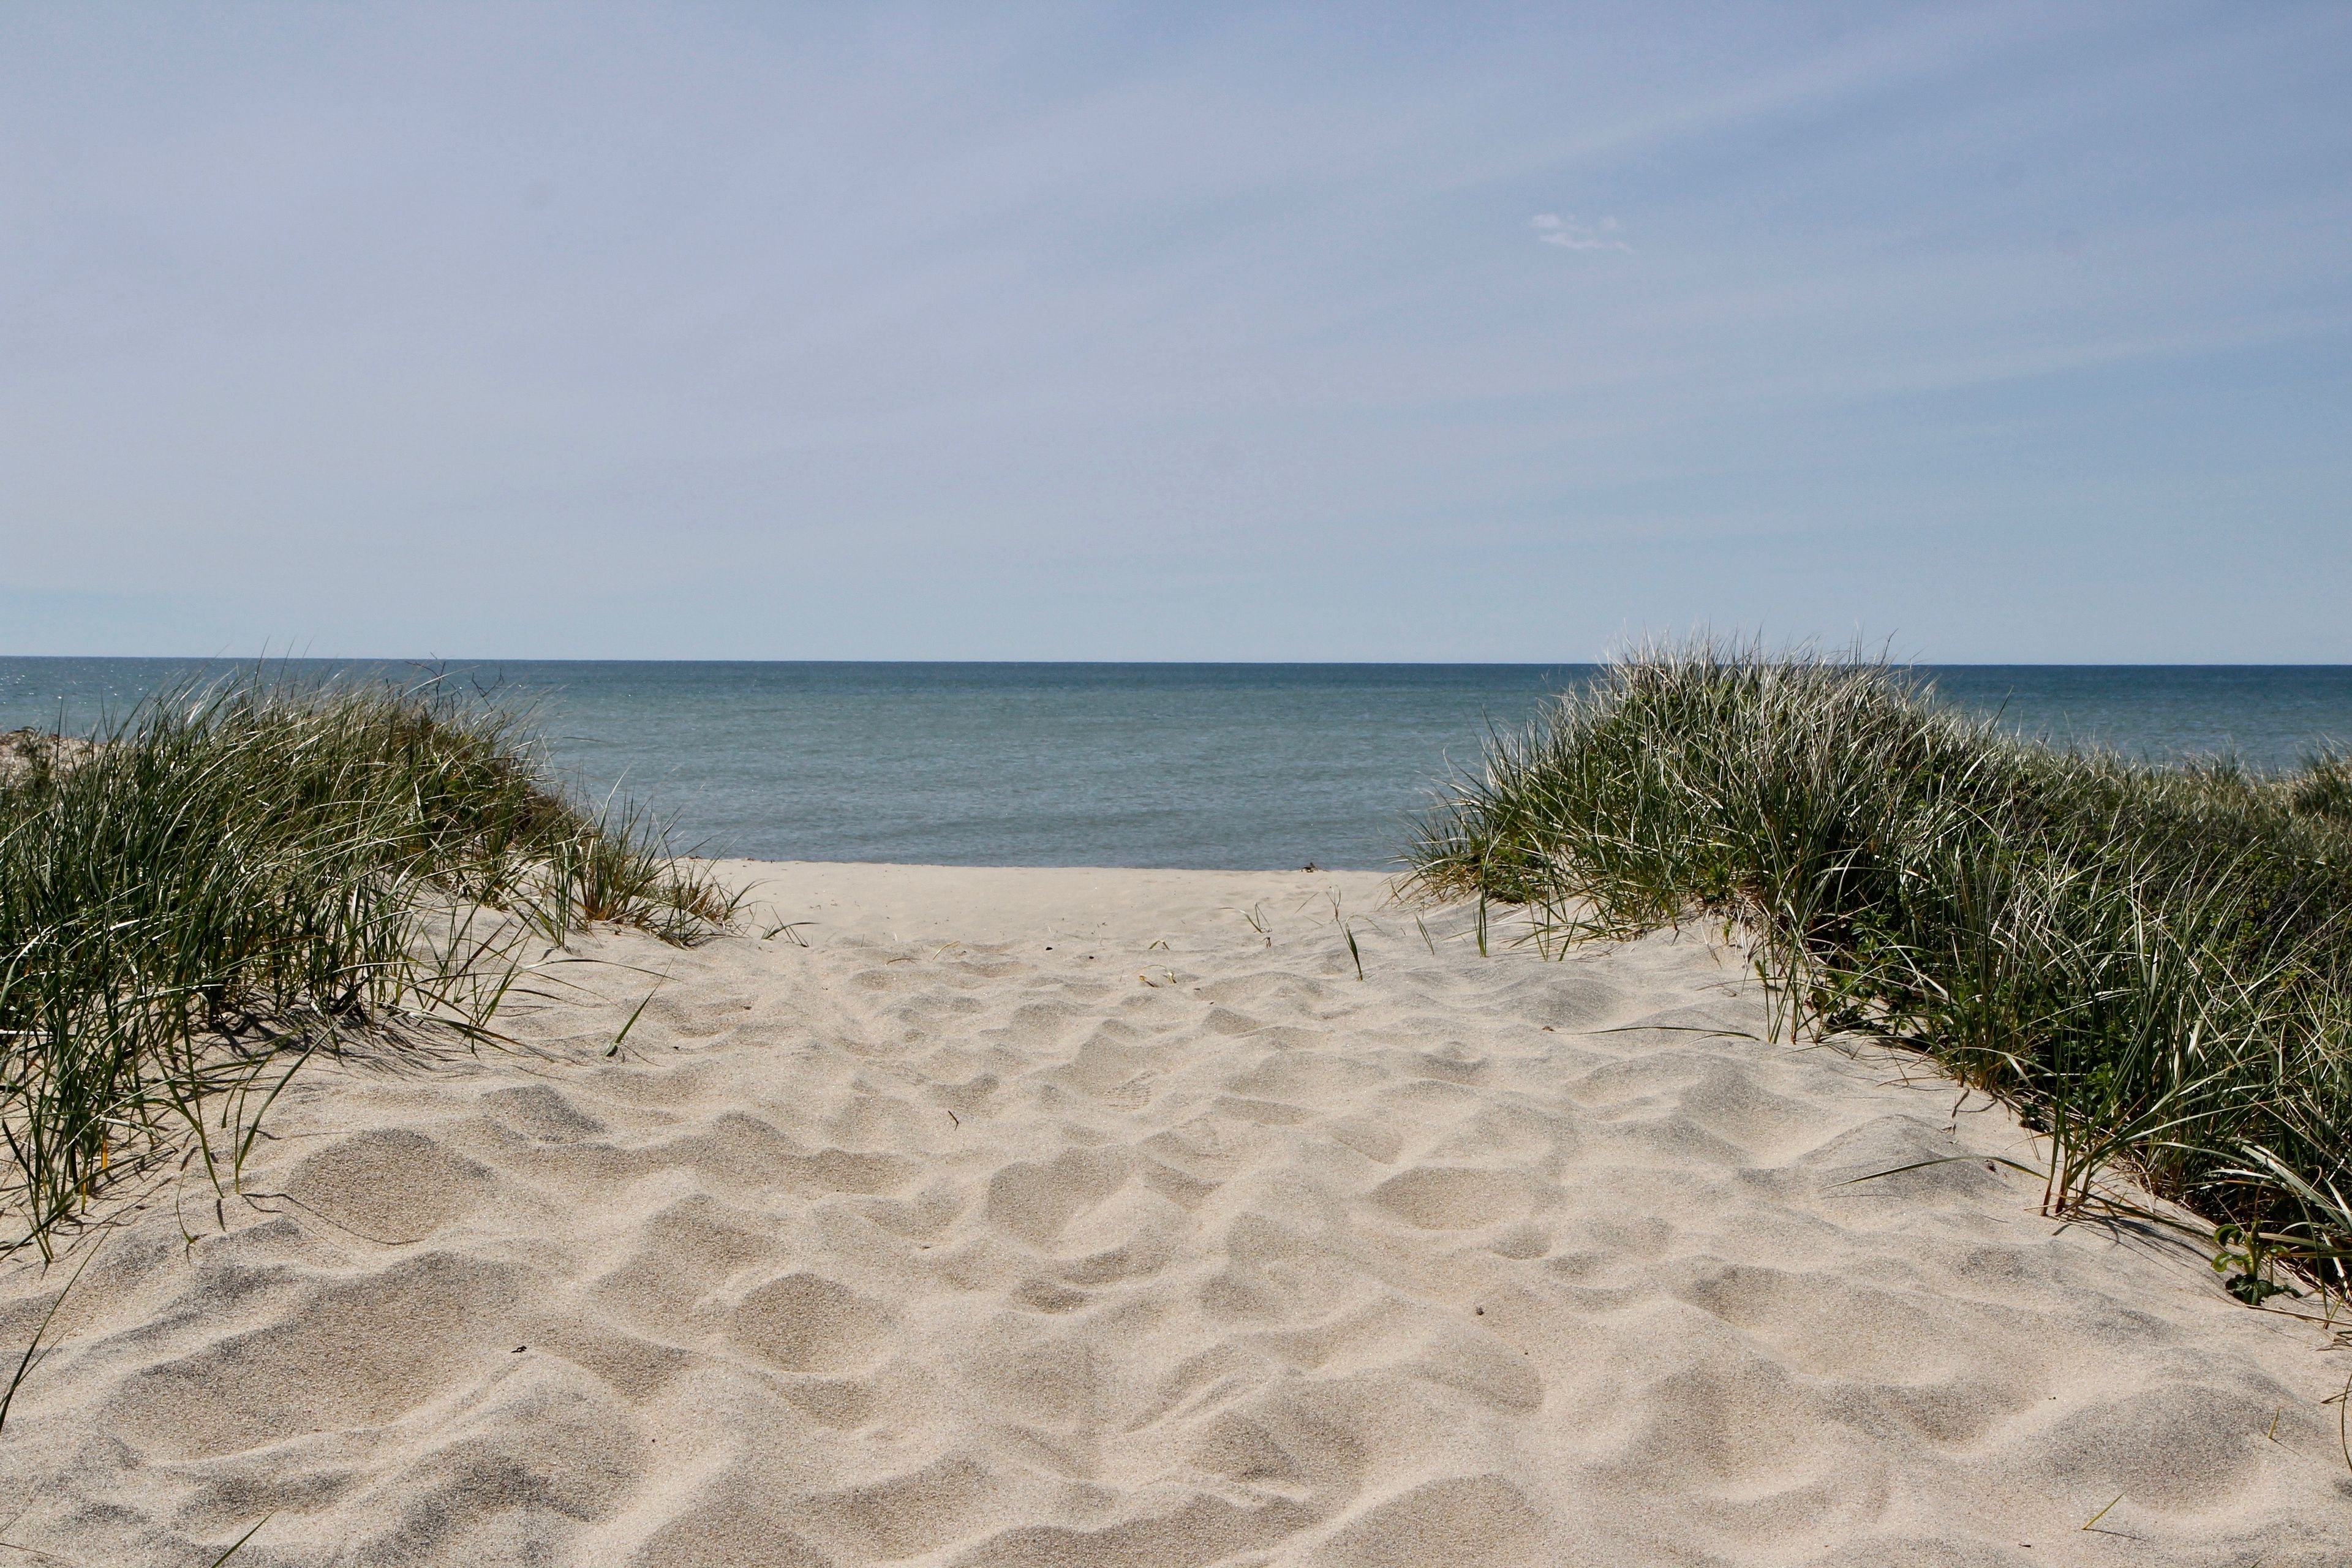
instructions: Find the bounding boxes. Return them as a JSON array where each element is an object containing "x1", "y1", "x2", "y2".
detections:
[
  {"x1": 1410, "y1": 641, "x2": 2352, "y2": 1305},
  {"x1": 0, "y1": 671, "x2": 739, "y2": 1256}
]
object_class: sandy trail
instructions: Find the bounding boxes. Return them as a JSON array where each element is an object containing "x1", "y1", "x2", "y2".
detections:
[{"x1": 2, "y1": 862, "x2": 2346, "y2": 1566}]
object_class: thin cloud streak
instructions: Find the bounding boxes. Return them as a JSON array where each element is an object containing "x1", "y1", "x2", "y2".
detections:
[{"x1": 1531, "y1": 213, "x2": 1630, "y2": 251}]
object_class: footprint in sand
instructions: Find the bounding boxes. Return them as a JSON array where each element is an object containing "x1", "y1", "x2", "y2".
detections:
[
  {"x1": 1370, "y1": 1166, "x2": 1537, "y2": 1230},
  {"x1": 733, "y1": 1273, "x2": 894, "y2": 1375},
  {"x1": 282, "y1": 1128, "x2": 493, "y2": 1240}
]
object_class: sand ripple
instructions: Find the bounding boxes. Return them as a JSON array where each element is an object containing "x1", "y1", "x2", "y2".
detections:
[{"x1": 4, "y1": 864, "x2": 2348, "y2": 1565}]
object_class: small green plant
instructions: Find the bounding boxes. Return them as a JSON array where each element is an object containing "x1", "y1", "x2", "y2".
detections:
[
  {"x1": 2212, "y1": 1223, "x2": 2304, "y2": 1306},
  {"x1": 1321, "y1": 892, "x2": 1378, "y2": 980}
]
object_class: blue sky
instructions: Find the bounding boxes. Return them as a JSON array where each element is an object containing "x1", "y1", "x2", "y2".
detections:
[{"x1": 3, "y1": 2, "x2": 2346, "y2": 660}]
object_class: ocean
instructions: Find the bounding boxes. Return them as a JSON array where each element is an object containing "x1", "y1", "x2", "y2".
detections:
[{"x1": 3, "y1": 660, "x2": 2348, "y2": 870}]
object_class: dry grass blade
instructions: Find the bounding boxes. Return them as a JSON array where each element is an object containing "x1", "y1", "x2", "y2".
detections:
[
  {"x1": 0, "y1": 1236, "x2": 101, "y2": 1438},
  {"x1": 203, "y1": 1513, "x2": 273, "y2": 1567}
]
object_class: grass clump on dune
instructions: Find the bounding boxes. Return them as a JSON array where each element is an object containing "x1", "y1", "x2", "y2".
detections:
[
  {"x1": 0, "y1": 674, "x2": 738, "y2": 1256},
  {"x1": 1412, "y1": 643, "x2": 2352, "y2": 1307}
]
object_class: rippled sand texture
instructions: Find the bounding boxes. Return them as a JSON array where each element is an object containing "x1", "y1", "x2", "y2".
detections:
[{"x1": 4, "y1": 863, "x2": 2348, "y2": 1566}]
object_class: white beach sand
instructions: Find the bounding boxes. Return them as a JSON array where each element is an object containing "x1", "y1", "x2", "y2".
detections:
[{"x1": 3, "y1": 862, "x2": 2348, "y2": 1565}]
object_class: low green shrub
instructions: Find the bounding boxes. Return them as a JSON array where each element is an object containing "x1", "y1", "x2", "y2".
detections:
[
  {"x1": 1412, "y1": 644, "x2": 2352, "y2": 1305},
  {"x1": 0, "y1": 674, "x2": 738, "y2": 1254}
]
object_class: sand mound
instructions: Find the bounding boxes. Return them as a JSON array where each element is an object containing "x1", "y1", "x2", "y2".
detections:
[{"x1": 4, "y1": 863, "x2": 2347, "y2": 1565}]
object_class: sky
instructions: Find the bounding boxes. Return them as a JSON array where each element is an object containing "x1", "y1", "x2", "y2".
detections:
[{"x1": 2, "y1": 2, "x2": 2346, "y2": 662}]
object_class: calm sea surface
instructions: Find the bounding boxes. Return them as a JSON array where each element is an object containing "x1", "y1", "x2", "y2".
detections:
[{"x1": 3, "y1": 660, "x2": 2348, "y2": 870}]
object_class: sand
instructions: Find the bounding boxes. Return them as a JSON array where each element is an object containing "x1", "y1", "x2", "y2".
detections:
[
  {"x1": 3, "y1": 862, "x2": 2348, "y2": 1565},
  {"x1": 0, "y1": 728, "x2": 97, "y2": 782}
]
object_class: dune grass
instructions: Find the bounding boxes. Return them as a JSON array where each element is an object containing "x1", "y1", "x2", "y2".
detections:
[
  {"x1": 1411, "y1": 643, "x2": 2352, "y2": 1308},
  {"x1": 0, "y1": 673, "x2": 739, "y2": 1258}
]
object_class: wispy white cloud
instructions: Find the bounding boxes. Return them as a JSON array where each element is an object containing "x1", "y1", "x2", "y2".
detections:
[{"x1": 1532, "y1": 213, "x2": 1630, "y2": 252}]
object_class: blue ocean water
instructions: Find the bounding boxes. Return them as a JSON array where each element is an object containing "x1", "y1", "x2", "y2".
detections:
[{"x1": 2, "y1": 660, "x2": 2348, "y2": 870}]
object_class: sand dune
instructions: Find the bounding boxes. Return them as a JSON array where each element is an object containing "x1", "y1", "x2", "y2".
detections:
[{"x1": 4, "y1": 863, "x2": 2348, "y2": 1565}]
